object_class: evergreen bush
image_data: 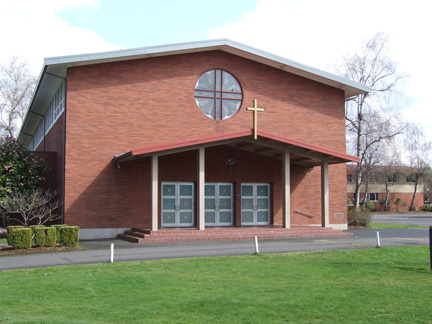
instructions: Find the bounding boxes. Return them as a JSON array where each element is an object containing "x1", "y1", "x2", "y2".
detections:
[
  {"x1": 347, "y1": 209, "x2": 372, "y2": 227},
  {"x1": 9, "y1": 227, "x2": 32, "y2": 249},
  {"x1": 59, "y1": 226, "x2": 80, "y2": 247},
  {"x1": 6, "y1": 225, "x2": 24, "y2": 246},
  {"x1": 51, "y1": 224, "x2": 67, "y2": 243},
  {"x1": 33, "y1": 227, "x2": 56, "y2": 247}
]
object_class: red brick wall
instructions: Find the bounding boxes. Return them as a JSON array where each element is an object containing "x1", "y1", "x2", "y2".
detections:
[
  {"x1": 64, "y1": 51, "x2": 348, "y2": 228},
  {"x1": 356, "y1": 192, "x2": 425, "y2": 212}
]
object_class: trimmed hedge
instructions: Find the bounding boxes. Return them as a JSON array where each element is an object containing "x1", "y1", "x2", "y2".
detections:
[
  {"x1": 6, "y1": 226, "x2": 24, "y2": 246},
  {"x1": 51, "y1": 225, "x2": 68, "y2": 243},
  {"x1": 59, "y1": 226, "x2": 80, "y2": 247},
  {"x1": 33, "y1": 227, "x2": 57, "y2": 248},
  {"x1": 9, "y1": 227, "x2": 32, "y2": 249}
]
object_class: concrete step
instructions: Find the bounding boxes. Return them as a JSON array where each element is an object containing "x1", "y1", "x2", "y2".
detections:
[{"x1": 118, "y1": 227, "x2": 352, "y2": 243}]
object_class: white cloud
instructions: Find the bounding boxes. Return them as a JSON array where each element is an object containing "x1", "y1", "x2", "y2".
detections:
[
  {"x1": 208, "y1": 0, "x2": 432, "y2": 142},
  {"x1": 0, "y1": 0, "x2": 117, "y2": 74}
]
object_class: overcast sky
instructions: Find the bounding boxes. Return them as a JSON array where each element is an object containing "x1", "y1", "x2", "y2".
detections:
[{"x1": 1, "y1": 0, "x2": 430, "y2": 142}]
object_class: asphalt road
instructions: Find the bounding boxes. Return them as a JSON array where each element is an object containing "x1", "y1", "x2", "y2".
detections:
[
  {"x1": 1, "y1": 224, "x2": 430, "y2": 270},
  {"x1": 372, "y1": 213, "x2": 432, "y2": 226}
]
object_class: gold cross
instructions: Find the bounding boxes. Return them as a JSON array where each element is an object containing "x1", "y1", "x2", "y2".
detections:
[{"x1": 247, "y1": 99, "x2": 264, "y2": 140}]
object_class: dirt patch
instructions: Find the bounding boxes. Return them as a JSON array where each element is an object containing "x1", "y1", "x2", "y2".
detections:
[{"x1": 0, "y1": 245, "x2": 78, "y2": 255}]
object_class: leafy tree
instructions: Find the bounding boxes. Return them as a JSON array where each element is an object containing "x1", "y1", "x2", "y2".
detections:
[
  {"x1": 0, "y1": 56, "x2": 37, "y2": 138},
  {"x1": 0, "y1": 136, "x2": 44, "y2": 203}
]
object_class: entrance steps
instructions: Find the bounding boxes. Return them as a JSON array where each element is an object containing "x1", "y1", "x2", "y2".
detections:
[{"x1": 117, "y1": 226, "x2": 352, "y2": 243}]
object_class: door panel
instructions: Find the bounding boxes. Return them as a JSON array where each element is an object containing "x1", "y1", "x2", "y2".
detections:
[
  {"x1": 161, "y1": 182, "x2": 195, "y2": 227},
  {"x1": 241, "y1": 183, "x2": 270, "y2": 225},
  {"x1": 205, "y1": 183, "x2": 233, "y2": 226}
]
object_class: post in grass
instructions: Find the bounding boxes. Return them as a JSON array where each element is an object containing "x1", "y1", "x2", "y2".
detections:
[
  {"x1": 429, "y1": 226, "x2": 431, "y2": 271},
  {"x1": 376, "y1": 231, "x2": 381, "y2": 248},
  {"x1": 254, "y1": 236, "x2": 260, "y2": 254},
  {"x1": 110, "y1": 243, "x2": 114, "y2": 263}
]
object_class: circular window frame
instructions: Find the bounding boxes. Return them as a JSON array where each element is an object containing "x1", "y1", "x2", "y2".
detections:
[{"x1": 194, "y1": 69, "x2": 243, "y2": 120}]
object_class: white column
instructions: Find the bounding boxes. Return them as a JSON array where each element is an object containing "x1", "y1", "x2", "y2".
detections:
[
  {"x1": 151, "y1": 155, "x2": 158, "y2": 232},
  {"x1": 321, "y1": 160, "x2": 330, "y2": 227},
  {"x1": 283, "y1": 150, "x2": 291, "y2": 228},
  {"x1": 198, "y1": 148, "x2": 205, "y2": 230}
]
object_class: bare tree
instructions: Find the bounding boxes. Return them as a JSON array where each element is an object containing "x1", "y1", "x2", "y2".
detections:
[
  {"x1": 404, "y1": 124, "x2": 432, "y2": 210},
  {"x1": 0, "y1": 189, "x2": 61, "y2": 227},
  {"x1": 337, "y1": 32, "x2": 407, "y2": 208},
  {"x1": 0, "y1": 56, "x2": 37, "y2": 138}
]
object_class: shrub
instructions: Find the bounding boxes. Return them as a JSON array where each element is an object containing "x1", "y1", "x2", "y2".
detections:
[
  {"x1": 364, "y1": 200, "x2": 375, "y2": 211},
  {"x1": 347, "y1": 208, "x2": 372, "y2": 227},
  {"x1": 395, "y1": 198, "x2": 407, "y2": 212},
  {"x1": 9, "y1": 227, "x2": 32, "y2": 249},
  {"x1": 59, "y1": 226, "x2": 80, "y2": 247},
  {"x1": 378, "y1": 198, "x2": 391, "y2": 211},
  {"x1": 420, "y1": 204, "x2": 432, "y2": 212},
  {"x1": 33, "y1": 227, "x2": 56, "y2": 248},
  {"x1": 51, "y1": 224, "x2": 67, "y2": 243},
  {"x1": 0, "y1": 137, "x2": 44, "y2": 202},
  {"x1": 6, "y1": 225, "x2": 24, "y2": 246}
]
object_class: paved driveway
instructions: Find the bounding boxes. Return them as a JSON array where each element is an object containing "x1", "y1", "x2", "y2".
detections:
[{"x1": 372, "y1": 213, "x2": 432, "y2": 227}]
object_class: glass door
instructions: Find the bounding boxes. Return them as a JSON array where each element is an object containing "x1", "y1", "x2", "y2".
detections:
[
  {"x1": 241, "y1": 183, "x2": 270, "y2": 225},
  {"x1": 162, "y1": 182, "x2": 195, "y2": 227},
  {"x1": 205, "y1": 183, "x2": 234, "y2": 226}
]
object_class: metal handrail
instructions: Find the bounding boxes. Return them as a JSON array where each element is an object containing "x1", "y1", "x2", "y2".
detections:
[{"x1": 112, "y1": 210, "x2": 135, "y2": 223}]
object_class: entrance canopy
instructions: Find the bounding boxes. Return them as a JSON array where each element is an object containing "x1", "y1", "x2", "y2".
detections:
[{"x1": 113, "y1": 129, "x2": 358, "y2": 167}]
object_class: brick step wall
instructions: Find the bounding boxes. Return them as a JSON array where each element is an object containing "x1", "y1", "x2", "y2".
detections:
[{"x1": 118, "y1": 226, "x2": 352, "y2": 243}]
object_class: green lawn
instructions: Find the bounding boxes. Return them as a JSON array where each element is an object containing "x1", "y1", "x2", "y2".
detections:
[
  {"x1": 0, "y1": 238, "x2": 6, "y2": 245},
  {"x1": 370, "y1": 222, "x2": 428, "y2": 229},
  {"x1": 1, "y1": 246, "x2": 431, "y2": 323}
]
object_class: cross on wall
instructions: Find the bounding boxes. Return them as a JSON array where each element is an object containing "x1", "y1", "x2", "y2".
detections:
[{"x1": 247, "y1": 99, "x2": 264, "y2": 140}]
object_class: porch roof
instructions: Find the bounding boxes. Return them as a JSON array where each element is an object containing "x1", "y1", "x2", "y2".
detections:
[{"x1": 113, "y1": 129, "x2": 359, "y2": 167}]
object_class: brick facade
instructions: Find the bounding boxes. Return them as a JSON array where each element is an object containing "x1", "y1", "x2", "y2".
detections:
[{"x1": 25, "y1": 46, "x2": 357, "y2": 236}]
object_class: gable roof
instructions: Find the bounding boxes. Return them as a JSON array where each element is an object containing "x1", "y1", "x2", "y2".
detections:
[
  {"x1": 19, "y1": 39, "x2": 370, "y2": 142},
  {"x1": 113, "y1": 129, "x2": 359, "y2": 167}
]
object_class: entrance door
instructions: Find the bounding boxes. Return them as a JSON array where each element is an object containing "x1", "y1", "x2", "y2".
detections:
[
  {"x1": 241, "y1": 183, "x2": 270, "y2": 225},
  {"x1": 162, "y1": 182, "x2": 195, "y2": 227},
  {"x1": 205, "y1": 183, "x2": 234, "y2": 226}
]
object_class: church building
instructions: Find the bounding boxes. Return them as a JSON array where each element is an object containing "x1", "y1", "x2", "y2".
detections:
[{"x1": 19, "y1": 40, "x2": 368, "y2": 242}]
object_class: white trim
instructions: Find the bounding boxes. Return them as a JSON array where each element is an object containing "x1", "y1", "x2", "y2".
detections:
[
  {"x1": 321, "y1": 161, "x2": 330, "y2": 227},
  {"x1": 198, "y1": 148, "x2": 205, "y2": 230},
  {"x1": 283, "y1": 150, "x2": 291, "y2": 228},
  {"x1": 151, "y1": 155, "x2": 158, "y2": 231}
]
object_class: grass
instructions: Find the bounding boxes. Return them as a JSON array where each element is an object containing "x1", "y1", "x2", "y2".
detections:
[
  {"x1": 0, "y1": 238, "x2": 6, "y2": 244},
  {"x1": 370, "y1": 222, "x2": 428, "y2": 229},
  {"x1": 1, "y1": 246, "x2": 431, "y2": 323}
]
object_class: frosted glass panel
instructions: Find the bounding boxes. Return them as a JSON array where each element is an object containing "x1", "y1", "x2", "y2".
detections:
[
  {"x1": 163, "y1": 184, "x2": 175, "y2": 196},
  {"x1": 196, "y1": 70, "x2": 214, "y2": 90},
  {"x1": 222, "y1": 71, "x2": 241, "y2": 92},
  {"x1": 205, "y1": 185, "x2": 215, "y2": 196}
]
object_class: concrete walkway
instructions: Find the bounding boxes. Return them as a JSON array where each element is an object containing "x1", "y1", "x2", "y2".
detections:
[{"x1": 1, "y1": 227, "x2": 429, "y2": 270}]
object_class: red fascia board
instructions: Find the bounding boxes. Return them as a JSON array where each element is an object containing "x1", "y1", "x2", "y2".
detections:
[
  {"x1": 257, "y1": 130, "x2": 359, "y2": 162},
  {"x1": 125, "y1": 129, "x2": 358, "y2": 163}
]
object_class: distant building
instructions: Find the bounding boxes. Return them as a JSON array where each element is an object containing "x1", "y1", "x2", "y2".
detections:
[{"x1": 347, "y1": 165, "x2": 425, "y2": 211}]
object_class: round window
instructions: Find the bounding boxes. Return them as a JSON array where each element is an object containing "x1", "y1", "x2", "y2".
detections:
[{"x1": 194, "y1": 69, "x2": 243, "y2": 120}]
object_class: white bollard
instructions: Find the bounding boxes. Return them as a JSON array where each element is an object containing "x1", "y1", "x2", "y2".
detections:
[
  {"x1": 110, "y1": 243, "x2": 114, "y2": 263},
  {"x1": 254, "y1": 236, "x2": 260, "y2": 254},
  {"x1": 376, "y1": 231, "x2": 381, "y2": 248}
]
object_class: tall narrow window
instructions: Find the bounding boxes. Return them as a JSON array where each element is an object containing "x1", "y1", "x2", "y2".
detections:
[{"x1": 195, "y1": 69, "x2": 242, "y2": 120}]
